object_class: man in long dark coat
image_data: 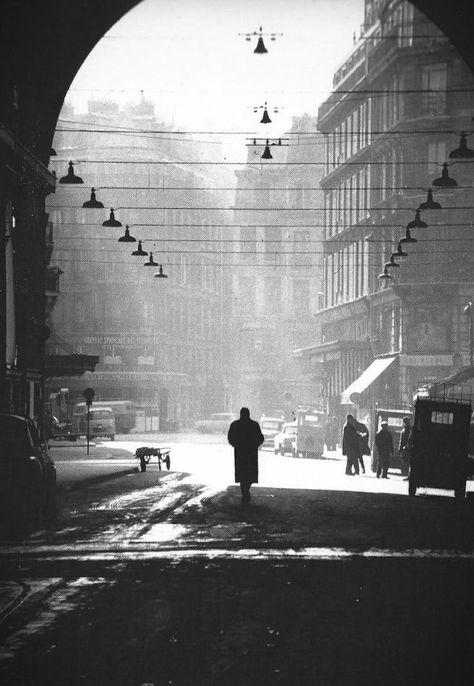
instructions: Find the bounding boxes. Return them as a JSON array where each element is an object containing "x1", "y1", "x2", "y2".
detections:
[
  {"x1": 342, "y1": 414, "x2": 361, "y2": 475},
  {"x1": 227, "y1": 407, "x2": 264, "y2": 505}
]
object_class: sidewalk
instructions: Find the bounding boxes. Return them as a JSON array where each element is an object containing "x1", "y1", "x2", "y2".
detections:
[{"x1": 48, "y1": 442, "x2": 138, "y2": 489}]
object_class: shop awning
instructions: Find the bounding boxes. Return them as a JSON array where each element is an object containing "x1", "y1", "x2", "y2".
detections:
[{"x1": 341, "y1": 355, "x2": 398, "y2": 405}]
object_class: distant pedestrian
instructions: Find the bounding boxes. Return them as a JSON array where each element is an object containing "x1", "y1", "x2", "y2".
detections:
[
  {"x1": 227, "y1": 407, "x2": 264, "y2": 505},
  {"x1": 398, "y1": 416, "x2": 412, "y2": 479},
  {"x1": 354, "y1": 418, "x2": 370, "y2": 474},
  {"x1": 375, "y1": 421, "x2": 394, "y2": 479},
  {"x1": 342, "y1": 414, "x2": 361, "y2": 475},
  {"x1": 325, "y1": 415, "x2": 339, "y2": 451}
]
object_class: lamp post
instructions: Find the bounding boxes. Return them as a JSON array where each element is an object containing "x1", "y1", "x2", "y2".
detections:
[{"x1": 464, "y1": 301, "x2": 473, "y2": 366}]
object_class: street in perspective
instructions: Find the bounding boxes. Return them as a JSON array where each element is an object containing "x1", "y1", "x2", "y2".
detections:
[{"x1": 3, "y1": 0, "x2": 474, "y2": 684}]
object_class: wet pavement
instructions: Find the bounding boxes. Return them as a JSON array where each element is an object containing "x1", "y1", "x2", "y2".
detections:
[{"x1": 1, "y1": 436, "x2": 474, "y2": 685}]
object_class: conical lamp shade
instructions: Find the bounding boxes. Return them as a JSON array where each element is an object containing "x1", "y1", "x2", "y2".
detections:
[
  {"x1": 132, "y1": 240, "x2": 148, "y2": 256},
  {"x1": 433, "y1": 163, "x2": 457, "y2": 187},
  {"x1": 419, "y1": 189, "x2": 441, "y2": 210},
  {"x1": 144, "y1": 252, "x2": 158, "y2": 266},
  {"x1": 102, "y1": 208, "x2": 122, "y2": 227},
  {"x1": 83, "y1": 187, "x2": 104, "y2": 208},
  {"x1": 407, "y1": 209, "x2": 427, "y2": 229},
  {"x1": 261, "y1": 140, "x2": 273, "y2": 159},
  {"x1": 154, "y1": 265, "x2": 168, "y2": 279},
  {"x1": 59, "y1": 161, "x2": 83, "y2": 184},
  {"x1": 118, "y1": 225, "x2": 136, "y2": 243},
  {"x1": 254, "y1": 36, "x2": 268, "y2": 53},
  {"x1": 449, "y1": 132, "x2": 474, "y2": 159},
  {"x1": 399, "y1": 227, "x2": 417, "y2": 244},
  {"x1": 260, "y1": 108, "x2": 272, "y2": 124}
]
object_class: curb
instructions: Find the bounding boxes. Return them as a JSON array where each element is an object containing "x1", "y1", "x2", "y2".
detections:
[{"x1": 57, "y1": 466, "x2": 139, "y2": 492}]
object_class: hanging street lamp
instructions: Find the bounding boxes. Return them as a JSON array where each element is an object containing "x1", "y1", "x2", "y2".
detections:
[
  {"x1": 59, "y1": 161, "x2": 83, "y2": 184},
  {"x1": 102, "y1": 208, "x2": 122, "y2": 227},
  {"x1": 131, "y1": 240, "x2": 148, "y2": 257},
  {"x1": 82, "y1": 187, "x2": 104, "y2": 208},
  {"x1": 154, "y1": 265, "x2": 168, "y2": 279},
  {"x1": 449, "y1": 132, "x2": 474, "y2": 159},
  {"x1": 432, "y1": 162, "x2": 457, "y2": 187},
  {"x1": 406, "y1": 209, "x2": 427, "y2": 229},
  {"x1": 144, "y1": 252, "x2": 158, "y2": 267},
  {"x1": 118, "y1": 225, "x2": 136, "y2": 242},
  {"x1": 419, "y1": 188, "x2": 442, "y2": 210}
]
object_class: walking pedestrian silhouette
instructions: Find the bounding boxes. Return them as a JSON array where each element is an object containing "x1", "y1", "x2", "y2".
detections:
[{"x1": 227, "y1": 408, "x2": 264, "y2": 505}]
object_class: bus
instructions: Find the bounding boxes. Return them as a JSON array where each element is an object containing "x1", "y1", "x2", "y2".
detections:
[{"x1": 72, "y1": 400, "x2": 136, "y2": 434}]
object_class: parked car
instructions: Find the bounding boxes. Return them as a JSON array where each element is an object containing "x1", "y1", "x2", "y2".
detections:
[
  {"x1": 76, "y1": 407, "x2": 116, "y2": 440},
  {"x1": 274, "y1": 421, "x2": 297, "y2": 455},
  {"x1": 194, "y1": 412, "x2": 237, "y2": 433},
  {"x1": 0, "y1": 414, "x2": 57, "y2": 532},
  {"x1": 260, "y1": 416, "x2": 285, "y2": 449}
]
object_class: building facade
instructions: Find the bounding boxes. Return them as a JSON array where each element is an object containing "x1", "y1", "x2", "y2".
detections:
[
  {"x1": 300, "y1": 0, "x2": 474, "y2": 424},
  {"x1": 227, "y1": 115, "x2": 324, "y2": 418},
  {"x1": 46, "y1": 98, "x2": 232, "y2": 429}
]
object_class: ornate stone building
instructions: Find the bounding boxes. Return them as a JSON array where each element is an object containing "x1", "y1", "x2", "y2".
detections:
[{"x1": 299, "y1": 0, "x2": 474, "y2": 424}]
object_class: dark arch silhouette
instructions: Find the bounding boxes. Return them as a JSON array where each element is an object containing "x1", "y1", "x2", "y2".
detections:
[{"x1": 1, "y1": 1, "x2": 474, "y2": 162}]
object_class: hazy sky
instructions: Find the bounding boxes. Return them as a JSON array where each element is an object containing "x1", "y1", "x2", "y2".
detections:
[{"x1": 66, "y1": 0, "x2": 364, "y2": 134}]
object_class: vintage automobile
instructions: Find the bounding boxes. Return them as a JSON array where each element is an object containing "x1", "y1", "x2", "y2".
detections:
[
  {"x1": 294, "y1": 408, "x2": 326, "y2": 459},
  {"x1": 409, "y1": 396, "x2": 472, "y2": 499},
  {"x1": 74, "y1": 407, "x2": 116, "y2": 441},
  {"x1": 274, "y1": 421, "x2": 297, "y2": 455},
  {"x1": 259, "y1": 416, "x2": 285, "y2": 449},
  {"x1": 194, "y1": 412, "x2": 237, "y2": 433},
  {"x1": 0, "y1": 414, "x2": 57, "y2": 531}
]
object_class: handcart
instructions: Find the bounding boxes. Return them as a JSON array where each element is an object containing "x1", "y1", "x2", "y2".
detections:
[{"x1": 135, "y1": 446, "x2": 171, "y2": 472}]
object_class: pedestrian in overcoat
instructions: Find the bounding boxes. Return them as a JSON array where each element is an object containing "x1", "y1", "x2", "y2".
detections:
[
  {"x1": 227, "y1": 407, "x2": 264, "y2": 504},
  {"x1": 375, "y1": 421, "x2": 394, "y2": 479},
  {"x1": 354, "y1": 418, "x2": 370, "y2": 474},
  {"x1": 398, "y1": 416, "x2": 412, "y2": 478},
  {"x1": 342, "y1": 414, "x2": 361, "y2": 475}
]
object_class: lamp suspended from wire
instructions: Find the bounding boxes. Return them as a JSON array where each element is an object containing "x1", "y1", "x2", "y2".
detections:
[
  {"x1": 253, "y1": 101, "x2": 279, "y2": 124},
  {"x1": 132, "y1": 240, "x2": 148, "y2": 257},
  {"x1": 261, "y1": 139, "x2": 273, "y2": 159},
  {"x1": 393, "y1": 241, "x2": 408, "y2": 258},
  {"x1": 419, "y1": 188, "x2": 442, "y2": 210},
  {"x1": 59, "y1": 161, "x2": 83, "y2": 184},
  {"x1": 102, "y1": 208, "x2": 122, "y2": 227},
  {"x1": 82, "y1": 187, "x2": 104, "y2": 208},
  {"x1": 385, "y1": 255, "x2": 400, "y2": 269},
  {"x1": 144, "y1": 252, "x2": 158, "y2": 267},
  {"x1": 154, "y1": 265, "x2": 168, "y2": 279},
  {"x1": 406, "y1": 209, "x2": 427, "y2": 229},
  {"x1": 378, "y1": 266, "x2": 392, "y2": 280},
  {"x1": 432, "y1": 163, "x2": 457, "y2": 188},
  {"x1": 118, "y1": 225, "x2": 136, "y2": 242},
  {"x1": 399, "y1": 227, "x2": 417, "y2": 244},
  {"x1": 239, "y1": 27, "x2": 282, "y2": 53},
  {"x1": 449, "y1": 132, "x2": 474, "y2": 159}
]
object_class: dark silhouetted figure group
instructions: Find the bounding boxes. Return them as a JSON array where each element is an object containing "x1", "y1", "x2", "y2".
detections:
[
  {"x1": 227, "y1": 407, "x2": 264, "y2": 505},
  {"x1": 342, "y1": 414, "x2": 370, "y2": 475}
]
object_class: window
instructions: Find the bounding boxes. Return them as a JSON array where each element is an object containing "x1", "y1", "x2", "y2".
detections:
[
  {"x1": 265, "y1": 277, "x2": 281, "y2": 314},
  {"x1": 427, "y1": 142, "x2": 446, "y2": 175},
  {"x1": 422, "y1": 64, "x2": 447, "y2": 116},
  {"x1": 431, "y1": 412, "x2": 453, "y2": 425}
]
